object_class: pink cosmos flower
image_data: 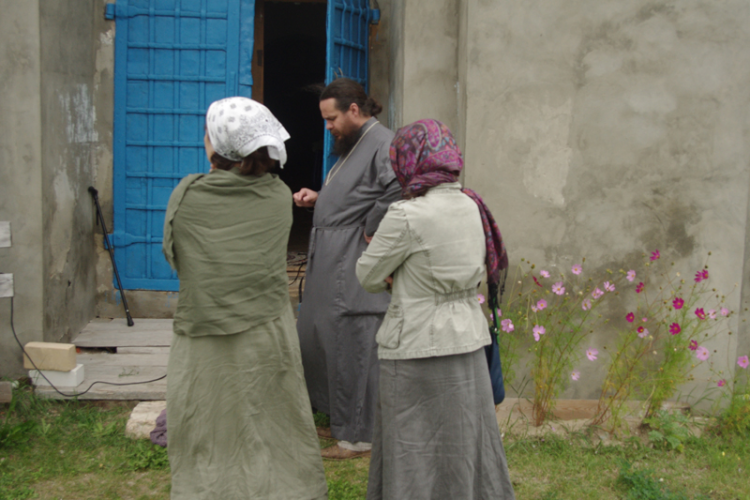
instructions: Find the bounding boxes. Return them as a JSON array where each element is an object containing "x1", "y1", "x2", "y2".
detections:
[
  {"x1": 582, "y1": 298, "x2": 592, "y2": 311},
  {"x1": 571, "y1": 370, "x2": 580, "y2": 381},
  {"x1": 642, "y1": 317, "x2": 648, "y2": 322},
  {"x1": 689, "y1": 340, "x2": 698, "y2": 351},
  {"x1": 533, "y1": 324, "x2": 546, "y2": 342},
  {"x1": 695, "y1": 308, "x2": 706, "y2": 320},
  {"x1": 651, "y1": 249, "x2": 660, "y2": 261},
  {"x1": 636, "y1": 282, "x2": 644, "y2": 293},
  {"x1": 536, "y1": 299, "x2": 547, "y2": 311},
  {"x1": 673, "y1": 297, "x2": 684, "y2": 310},
  {"x1": 604, "y1": 281, "x2": 615, "y2": 292},
  {"x1": 695, "y1": 269, "x2": 709, "y2": 283},
  {"x1": 626, "y1": 270, "x2": 636, "y2": 282},
  {"x1": 552, "y1": 282, "x2": 565, "y2": 295},
  {"x1": 718, "y1": 379, "x2": 727, "y2": 388},
  {"x1": 637, "y1": 326, "x2": 649, "y2": 338},
  {"x1": 572, "y1": 264, "x2": 582, "y2": 275},
  {"x1": 592, "y1": 288, "x2": 604, "y2": 299},
  {"x1": 708, "y1": 309, "x2": 717, "y2": 319},
  {"x1": 721, "y1": 307, "x2": 730, "y2": 316},
  {"x1": 695, "y1": 346, "x2": 710, "y2": 361},
  {"x1": 669, "y1": 323, "x2": 681, "y2": 335},
  {"x1": 477, "y1": 293, "x2": 485, "y2": 305},
  {"x1": 626, "y1": 312, "x2": 635, "y2": 323},
  {"x1": 586, "y1": 348, "x2": 599, "y2": 361},
  {"x1": 501, "y1": 319, "x2": 514, "y2": 333},
  {"x1": 540, "y1": 270, "x2": 550, "y2": 278},
  {"x1": 738, "y1": 355, "x2": 749, "y2": 369}
]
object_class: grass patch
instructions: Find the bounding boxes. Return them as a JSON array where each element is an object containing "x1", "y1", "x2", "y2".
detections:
[{"x1": 2, "y1": 383, "x2": 750, "y2": 499}]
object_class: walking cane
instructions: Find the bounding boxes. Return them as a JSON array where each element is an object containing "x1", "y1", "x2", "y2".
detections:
[{"x1": 88, "y1": 187, "x2": 135, "y2": 327}]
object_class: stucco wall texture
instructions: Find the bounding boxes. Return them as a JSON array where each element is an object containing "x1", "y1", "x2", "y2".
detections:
[
  {"x1": 458, "y1": 0, "x2": 750, "y2": 399},
  {"x1": 0, "y1": 1, "x2": 100, "y2": 376},
  {"x1": 0, "y1": 1, "x2": 45, "y2": 375}
]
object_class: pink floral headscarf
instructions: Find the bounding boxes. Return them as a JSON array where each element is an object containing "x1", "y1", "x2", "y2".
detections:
[{"x1": 390, "y1": 119, "x2": 509, "y2": 295}]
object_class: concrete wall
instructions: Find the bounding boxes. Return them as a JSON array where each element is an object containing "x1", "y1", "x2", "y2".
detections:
[
  {"x1": 459, "y1": 0, "x2": 750, "y2": 399},
  {"x1": 0, "y1": 1, "x2": 45, "y2": 376},
  {"x1": 387, "y1": 0, "x2": 750, "y2": 401},
  {"x1": 39, "y1": 0, "x2": 98, "y2": 344}
]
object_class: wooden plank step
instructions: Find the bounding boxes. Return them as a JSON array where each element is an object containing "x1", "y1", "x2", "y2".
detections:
[
  {"x1": 76, "y1": 352, "x2": 169, "y2": 367},
  {"x1": 34, "y1": 364, "x2": 167, "y2": 401},
  {"x1": 73, "y1": 319, "x2": 173, "y2": 348}
]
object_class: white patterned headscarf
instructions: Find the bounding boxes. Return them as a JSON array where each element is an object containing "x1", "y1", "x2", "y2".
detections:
[{"x1": 205, "y1": 97, "x2": 290, "y2": 167}]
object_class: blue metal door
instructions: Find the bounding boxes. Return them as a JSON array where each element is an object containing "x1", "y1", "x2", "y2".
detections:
[
  {"x1": 322, "y1": 0, "x2": 376, "y2": 178},
  {"x1": 108, "y1": 0, "x2": 255, "y2": 291}
]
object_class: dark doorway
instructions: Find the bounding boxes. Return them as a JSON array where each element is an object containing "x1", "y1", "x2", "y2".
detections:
[{"x1": 262, "y1": 1, "x2": 327, "y2": 252}]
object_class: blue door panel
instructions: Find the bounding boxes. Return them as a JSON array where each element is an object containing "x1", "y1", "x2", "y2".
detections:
[
  {"x1": 323, "y1": 0, "x2": 373, "y2": 178},
  {"x1": 110, "y1": 0, "x2": 254, "y2": 291}
]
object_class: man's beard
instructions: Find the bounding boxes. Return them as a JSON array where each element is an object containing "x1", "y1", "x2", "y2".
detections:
[{"x1": 333, "y1": 128, "x2": 360, "y2": 156}]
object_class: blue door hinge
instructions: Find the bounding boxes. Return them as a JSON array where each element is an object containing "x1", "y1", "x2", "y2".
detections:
[
  {"x1": 105, "y1": 3, "x2": 116, "y2": 20},
  {"x1": 370, "y1": 9, "x2": 380, "y2": 25}
]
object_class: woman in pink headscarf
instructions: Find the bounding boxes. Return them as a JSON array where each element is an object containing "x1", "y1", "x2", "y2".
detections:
[{"x1": 356, "y1": 119, "x2": 515, "y2": 500}]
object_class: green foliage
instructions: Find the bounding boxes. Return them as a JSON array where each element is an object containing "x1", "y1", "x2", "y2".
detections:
[
  {"x1": 644, "y1": 410, "x2": 692, "y2": 452},
  {"x1": 327, "y1": 478, "x2": 367, "y2": 500},
  {"x1": 712, "y1": 385, "x2": 750, "y2": 437},
  {"x1": 126, "y1": 440, "x2": 170, "y2": 471},
  {"x1": 313, "y1": 411, "x2": 331, "y2": 428},
  {"x1": 616, "y1": 460, "x2": 691, "y2": 500},
  {"x1": 501, "y1": 258, "x2": 618, "y2": 426}
]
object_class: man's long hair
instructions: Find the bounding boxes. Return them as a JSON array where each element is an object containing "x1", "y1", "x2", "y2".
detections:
[{"x1": 320, "y1": 78, "x2": 382, "y2": 117}]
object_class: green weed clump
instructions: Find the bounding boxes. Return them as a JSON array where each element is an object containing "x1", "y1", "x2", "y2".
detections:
[
  {"x1": 644, "y1": 410, "x2": 693, "y2": 452},
  {"x1": 616, "y1": 460, "x2": 704, "y2": 500}
]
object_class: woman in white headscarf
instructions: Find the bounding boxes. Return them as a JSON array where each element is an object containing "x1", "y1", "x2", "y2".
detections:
[{"x1": 163, "y1": 97, "x2": 328, "y2": 500}]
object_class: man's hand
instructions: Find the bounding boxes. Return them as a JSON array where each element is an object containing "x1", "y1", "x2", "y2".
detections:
[
  {"x1": 364, "y1": 230, "x2": 373, "y2": 244},
  {"x1": 293, "y1": 188, "x2": 319, "y2": 208}
]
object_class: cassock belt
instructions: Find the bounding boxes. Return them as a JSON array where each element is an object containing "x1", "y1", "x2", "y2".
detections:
[
  {"x1": 434, "y1": 288, "x2": 479, "y2": 305},
  {"x1": 308, "y1": 224, "x2": 365, "y2": 260}
]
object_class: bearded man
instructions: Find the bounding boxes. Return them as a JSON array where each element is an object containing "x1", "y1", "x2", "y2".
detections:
[{"x1": 293, "y1": 78, "x2": 400, "y2": 459}]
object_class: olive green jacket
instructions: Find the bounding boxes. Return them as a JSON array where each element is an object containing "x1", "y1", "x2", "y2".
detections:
[{"x1": 163, "y1": 168, "x2": 292, "y2": 337}]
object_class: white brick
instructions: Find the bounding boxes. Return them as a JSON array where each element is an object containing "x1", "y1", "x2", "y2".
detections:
[
  {"x1": 0, "y1": 381, "x2": 12, "y2": 403},
  {"x1": 23, "y1": 342, "x2": 77, "y2": 371},
  {"x1": 125, "y1": 401, "x2": 167, "y2": 440},
  {"x1": 29, "y1": 364, "x2": 85, "y2": 388}
]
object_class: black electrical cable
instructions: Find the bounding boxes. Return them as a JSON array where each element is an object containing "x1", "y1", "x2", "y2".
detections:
[{"x1": 8, "y1": 296, "x2": 166, "y2": 398}]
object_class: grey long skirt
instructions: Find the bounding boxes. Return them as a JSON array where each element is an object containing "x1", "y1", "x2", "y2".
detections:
[{"x1": 367, "y1": 348, "x2": 515, "y2": 500}]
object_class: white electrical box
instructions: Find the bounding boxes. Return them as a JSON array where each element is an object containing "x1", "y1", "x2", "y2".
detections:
[
  {"x1": 0, "y1": 222, "x2": 9, "y2": 248},
  {"x1": 0, "y1": 274, "x2": 13, "y2": 298}
]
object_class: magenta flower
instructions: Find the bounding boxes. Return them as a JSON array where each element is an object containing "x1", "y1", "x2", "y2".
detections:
[
  {"x1": 536, "y1": 299, "x2": 547, "y2": 311},
  {"x1": 572, "y1": 264, "x2": 582, "y2": 275},
  {"x1": 651, "y1": 249, "x2": 660, "y2": 261},
  {"x1": 552, "y1": 282, "x2": 565, "y2": 295},
  {"x1": 533, "y1": 324, "x2": 546, "y2": 342},
  {"x1": 695, "y1": 346, "x2": 710, "y2": 361},
  {"x1": 695, "y1": 308, "x2": 706, "y2": 320},
  {"x1": 626, "y1": 270, "x2": 636, "y2": 282},
  {"x1": 721, "y1": 307, "x2": 730, "y2": 316},
  {"x1": 695, "y1": 269, "x2": 709, "y2": 283},
  {"x1": 533, "y1": 276, "x2": 543, "y2": 287},
  {"x1": 708, "y1": 309, "x2": 717, "y2": 319},
  {"x1": 571, "y1": 370, "x2": 580, "y2": 381},
  {"x1": 718, "y1": 379, "x2": 727, "y2": 388},
  {"x1": 540, "y1": 270, "x2": 550, "y2": 278},
  {"x1": 738, "y1": 355, "x2": 749, "y2": 369},
  {"x1": 689, "y1": 340, "x2": 698, "y2": 351},
  {"x1": 592, "y1": 288, "x2": 604, "y2": 299},
  {"x1": 604, "y1": 281, "x2": 615, "y2": 292},
  {"x1": 477, "y1": 293, "x2": 485, "y2": 304},
  {"x1": 586, "y1": 348, "x2": 599, "y2": 361},
  {"x1": 582, "y1": 298, "x2": 592, "y2": 311},
  {"x1": 501, "y1": 319, "x2": 514, "y2": 333},
  {"x1": 673, "y1": 297, "x2": 684, "y2": 310},
  {"x1": 669, "y1": 323, "x2": 681, "y2": 335},
  {"x1": 638, "y1": 326, "x2": 649, "y2": 338},
  {"x1": 636, "y1": 282, "x2": 644, "y2": 293},
  {"x1": 626, "y1": 312, "x2": 635, "y2": 323}
]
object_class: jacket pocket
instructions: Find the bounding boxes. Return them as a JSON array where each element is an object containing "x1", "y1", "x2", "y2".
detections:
[{"x1": 376, "y1": 301, "x2": 404, "y2": 349}]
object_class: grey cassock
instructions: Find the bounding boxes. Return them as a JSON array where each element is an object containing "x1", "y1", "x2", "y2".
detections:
[{"x1": 297, "y1": 117, "x2": 401, "y2": 443}]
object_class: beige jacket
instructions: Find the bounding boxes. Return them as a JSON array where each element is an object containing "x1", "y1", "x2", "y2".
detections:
[{"x1": 356, "y1": 182, "x2": 491, "y2": 360}]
